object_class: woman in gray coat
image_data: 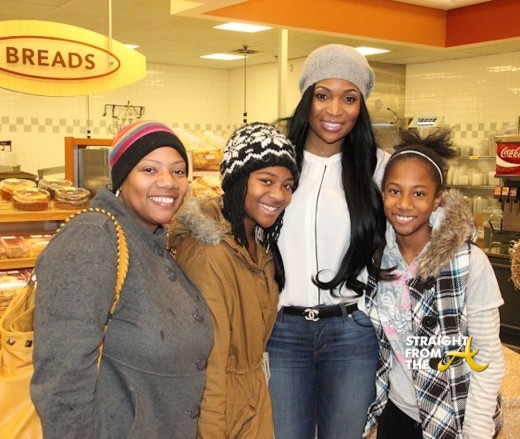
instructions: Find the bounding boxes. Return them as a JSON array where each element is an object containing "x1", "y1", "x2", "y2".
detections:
[{"x1": 31, "y1": 120, "x2": 213, "y2": 439}]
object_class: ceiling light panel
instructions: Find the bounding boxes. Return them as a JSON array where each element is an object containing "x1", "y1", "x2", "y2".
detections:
[
  {"x1": 356, "y1": 47, "x2": 390, "y2": 56},
  {"x1": 214, "y1": 22, "x2": 271, "y2": 33},
  {"x1": 200, "y1": 53, "x2": 245, "y2": 60}
]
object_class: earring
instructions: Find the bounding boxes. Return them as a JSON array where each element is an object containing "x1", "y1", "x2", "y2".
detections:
[{"x1": 115, "y1": 189, "x2": 121, "y2": 197}]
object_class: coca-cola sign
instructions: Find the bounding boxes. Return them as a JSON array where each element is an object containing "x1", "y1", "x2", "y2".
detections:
[
  {"x1": 496, "y1": 136, "x2": 520, "y2": 175},
  {"x1": 498, "y1": 144, "x2": 520, "y2": 162}
]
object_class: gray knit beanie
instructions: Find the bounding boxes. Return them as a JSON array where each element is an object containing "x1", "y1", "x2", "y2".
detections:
[
  {"x1": 299, "y1": 44, "x2": 375, "y2": 99},
  {"x1": 220, "y1": 122, "x2": 299, "y2": 192}
]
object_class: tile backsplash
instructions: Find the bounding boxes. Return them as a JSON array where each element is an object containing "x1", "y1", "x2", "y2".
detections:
[{"x1": 405, "y1": 51, "x2": 520, "y2": 150}]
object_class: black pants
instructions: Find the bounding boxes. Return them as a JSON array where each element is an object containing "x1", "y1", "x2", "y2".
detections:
[{"x1": 377, "y1": 399, "x2": 423, "y2": 439}]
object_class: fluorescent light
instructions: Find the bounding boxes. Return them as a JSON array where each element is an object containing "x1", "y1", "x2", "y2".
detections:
[
  {"x1": 356, "y1": 47, "x2": 390, "y2": 56},
  {"x1": 125, "y1": 44, "x2": 140, "y2": 50},
  {"x1": 200, "y1": 53, "x2": 245, "y2": 61},
  {"x1": 214, "y1": 22, "x2": 271, "y2": 33}
]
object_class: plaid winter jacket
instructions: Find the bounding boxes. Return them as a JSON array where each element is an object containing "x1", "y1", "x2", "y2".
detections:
[{"x1": 363, "y1": 190, "x2": 502, "y2": 439}]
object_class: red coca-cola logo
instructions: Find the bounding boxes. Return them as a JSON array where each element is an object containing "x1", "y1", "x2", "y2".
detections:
[{"x1": 498, "y1": 143, "x2": 520, "y2": 164}]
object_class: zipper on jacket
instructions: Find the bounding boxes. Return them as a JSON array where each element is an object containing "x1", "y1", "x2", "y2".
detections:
[{"x1": 314, "y1": 165, "x2": 327, "y2": 304}]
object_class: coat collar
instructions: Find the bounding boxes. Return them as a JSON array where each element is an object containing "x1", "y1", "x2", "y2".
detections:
[
  {"x1": 170, "y1": 195, "x2": 274, "y2": 269},
  {"x1": 170, "y1": 196, "x2": 228, "y2": 246}
]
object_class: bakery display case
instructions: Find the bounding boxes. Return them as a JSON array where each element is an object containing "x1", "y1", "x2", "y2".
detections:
[
  {"x1": 0, "y1": 148, "x2": 94, "y2": 313},
  {"x1": 0, "y1": 199, "x2": 80, "y2": 270},
  {"x1": 0, "y1": 198, "x2": 80, "y2": 313}
]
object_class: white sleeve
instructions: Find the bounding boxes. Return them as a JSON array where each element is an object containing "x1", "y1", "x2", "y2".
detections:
[
  {"x1": 462, "y1": 308, "x2": 504, "y2": 438},
  {"x1": 466, "y1": 247, "x2": 504, "y2": 314},
  {"x1": 462, "y1": 247, "x2": 505, "y2": 438}
]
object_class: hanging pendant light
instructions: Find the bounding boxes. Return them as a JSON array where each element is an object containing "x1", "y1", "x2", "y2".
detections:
[{"x1": 242, "y1": 45, "x2": 248, "y2": 124}]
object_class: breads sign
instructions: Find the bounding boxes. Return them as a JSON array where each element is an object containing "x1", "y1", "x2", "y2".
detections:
[
  {"x1": 2, "y1": 37, "x2": 120, "y2": 80},
  {"x1": 0, "y1": 20, "x2": 145, "y2": 96}
]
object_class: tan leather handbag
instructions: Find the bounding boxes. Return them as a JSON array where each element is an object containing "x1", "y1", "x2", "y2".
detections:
[{"x1": 0, "y1": 207, "x2": 129, "y2": 439}]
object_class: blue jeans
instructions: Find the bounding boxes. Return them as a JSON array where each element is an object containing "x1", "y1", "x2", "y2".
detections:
[{"x1": 266, "y1": 307, "x2": 378, "y2": 439}]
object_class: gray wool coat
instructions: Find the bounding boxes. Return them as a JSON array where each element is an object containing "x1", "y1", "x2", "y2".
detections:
[{"x1": 30, "y1": 188, "x2": 213, "y2": 439}]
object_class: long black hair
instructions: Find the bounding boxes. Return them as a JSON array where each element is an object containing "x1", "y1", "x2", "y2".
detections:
[
  {"x1": 221, "y1": 174, "x2": 288, "y2": 290},
  {"x1": 279, "y1": 85, "x2": 387, "y2": 295}
]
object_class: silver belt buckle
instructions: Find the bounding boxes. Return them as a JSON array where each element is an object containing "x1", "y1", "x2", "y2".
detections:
[{"x1": 304, "y1": 308, "x2": 319, "y2": 321}]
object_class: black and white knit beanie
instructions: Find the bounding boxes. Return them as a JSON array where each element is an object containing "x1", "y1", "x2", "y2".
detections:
[{"x1": 220, "y1": 122, "x2": 299, "y2": 192}]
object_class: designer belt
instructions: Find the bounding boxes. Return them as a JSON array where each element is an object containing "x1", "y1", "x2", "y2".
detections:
[{"x1": 283, "y1": 303, "x2": 358, "y2": 322}]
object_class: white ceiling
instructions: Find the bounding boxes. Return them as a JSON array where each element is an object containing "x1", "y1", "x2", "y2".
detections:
[{"x1": 1, "y1": 0, "x2": 519, "y2": 69}]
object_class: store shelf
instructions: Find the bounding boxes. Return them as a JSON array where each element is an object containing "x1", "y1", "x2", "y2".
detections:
[
  {"x1": 454, "y1": 155, "x2": 495, "y2": 160},
  {"x1": 0, "y1": 201, "x2": 81, "y2": 271},
  {"x1": 447, "y1": 185, "x2": 495, "y2": 190},
  {"x1": 0, "y1": 257, "x2": 36, "y2": 270},
  {"x1": 0, "y1": 200, "x2": 79, "y2": 223},
  {"x1": 498, "y1": 175, "x2": 520, "y2": 182}
]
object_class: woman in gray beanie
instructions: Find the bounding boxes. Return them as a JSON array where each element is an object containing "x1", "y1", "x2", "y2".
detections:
[{"x1": 267, "y1": 44, "x2": 390, "y2": 439}]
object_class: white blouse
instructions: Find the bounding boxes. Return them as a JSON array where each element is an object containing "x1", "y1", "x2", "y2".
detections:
[{"x1": 277, "y1": 148, "x2": 389, "y2": 310}]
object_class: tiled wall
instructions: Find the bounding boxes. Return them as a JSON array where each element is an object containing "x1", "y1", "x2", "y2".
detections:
[
  {"x1": 2, "y1": 49, "x2": 518, "y2": 176},
  {"x1": 405, "y1": 51, "x2": 520, "y2": 153}
]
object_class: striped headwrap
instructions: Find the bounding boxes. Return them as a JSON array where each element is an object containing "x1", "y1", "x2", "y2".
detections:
[{"x1": 109, "y1": 120, "x2": 188, "y2": 192}]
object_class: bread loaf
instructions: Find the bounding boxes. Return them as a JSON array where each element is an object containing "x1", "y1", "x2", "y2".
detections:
[{"x1": 12, "y1": 188, "x2": 50, "y2": 211}]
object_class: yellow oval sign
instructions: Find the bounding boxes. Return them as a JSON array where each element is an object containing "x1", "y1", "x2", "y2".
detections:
[
  {"x1": 0, "y1": 36, "x2": 121, "y2": 80},
  {"x1": 0, "y1": 20, "x2": 146, "y2": 96}
]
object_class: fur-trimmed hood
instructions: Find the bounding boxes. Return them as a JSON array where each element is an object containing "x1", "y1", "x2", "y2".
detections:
[
  {"x1": 169, "y1": 195, "x2": 229, "y2": 249},
  {"x1": 385, "y1": 189, "x2": 476, "y2": 279}
]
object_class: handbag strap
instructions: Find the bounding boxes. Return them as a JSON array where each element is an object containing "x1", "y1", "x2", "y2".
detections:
[{"x1": 56, "y1": 207, "x2": 129, "y2": 327}]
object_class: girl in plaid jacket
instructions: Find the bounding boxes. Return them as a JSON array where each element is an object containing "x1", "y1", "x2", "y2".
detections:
[{"x1": 364, "y1": 129, "x2": 504, "y2": 439}]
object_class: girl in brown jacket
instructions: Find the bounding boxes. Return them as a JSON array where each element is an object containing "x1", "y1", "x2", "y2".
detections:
[{"x1": 169, "y1": 122, "x2": 299, "y2": 438}]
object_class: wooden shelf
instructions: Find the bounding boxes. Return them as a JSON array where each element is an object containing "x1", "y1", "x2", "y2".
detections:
[
  {"x1": 0, "y1": 257, "x2": 36, "y2": 270},
  {"x1": 1, "y1": 201, "x2": 80, "y2": 271},
  {"x1": 0, "y1": 200, "x2": 79, "y2": 223},
  {"x1": 446, "y1": 185, "x2": 494, "y2": 190},
  {"x1": 453, "y1": 155, "x2": 496, "y2": 160}
]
